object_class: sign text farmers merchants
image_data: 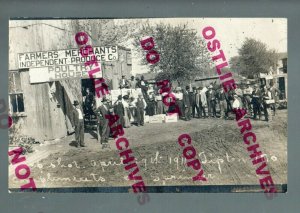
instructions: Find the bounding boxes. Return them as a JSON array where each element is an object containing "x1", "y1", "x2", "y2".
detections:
[{"x1": 18, "y1": 46, "x2": 118, "y2": 69}]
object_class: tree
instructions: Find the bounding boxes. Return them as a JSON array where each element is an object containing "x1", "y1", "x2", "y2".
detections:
[
  {"x1": 229, "y1": 56, "x2": 242, "y2": 75},
  {"x1": 132, "y1": 23, "x2": 211, "y2": 83},
  {"x1": 230, "y1": 38, "x2": 279, "y2": 78},
  {"x1": 72, "y1": 19, "x2": 140, "y2": 46}
]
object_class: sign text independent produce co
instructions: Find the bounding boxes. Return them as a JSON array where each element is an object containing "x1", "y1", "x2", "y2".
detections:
[{"x1": 18, "y1": 46, "x2": 118, "y2": 69}]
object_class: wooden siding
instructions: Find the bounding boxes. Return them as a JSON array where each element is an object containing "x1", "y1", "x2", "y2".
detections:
[{"x1": 19, "y1": 72, "x2": 67, "y2": 140}]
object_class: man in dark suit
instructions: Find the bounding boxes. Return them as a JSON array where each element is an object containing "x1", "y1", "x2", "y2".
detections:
[
  {"x1": 119, "y1": 75, "x2": 130, "y2": 89},
  {"x1": 94, "y1": 97, "x2": 111, "y2": 147},
  {"x1": 195, "y1": 87, "x2": 204, "y2": 118},
  {"x1": 207, "y1": 85, "x2": 217, "y2": 118},
  {"x1": 190, "y1": 87, "x2": 198, "y2": 118},
  {"x1": 252, "y1": 84, "x2": 262, "y2": 120},
  {"x1": 136, "y1": 75, "x2": 148, "y2": 100},
  {"x1": 183, "y1": 86, "x2": 191, "y2": 121},
  {"x1": 218, "y1": 87, "x2": 229, "y2": 119},
  {"x1": 133, "y1": 93, "x2": 147, "y2": 126},
  {"x1": 72, "y1": 100, "x2": 85, "y2": 147}
]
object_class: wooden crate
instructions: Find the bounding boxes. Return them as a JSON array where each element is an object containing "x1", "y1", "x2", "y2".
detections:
[
  {"x1": 144, "y1": 115, "x2": 150, "y2": 123},
  {"x1": 164, "y1": 114, "x2": 178, "y2": 123},
  {"x1": 149, "y1": 116, "x2": 163, "y2": 123}
]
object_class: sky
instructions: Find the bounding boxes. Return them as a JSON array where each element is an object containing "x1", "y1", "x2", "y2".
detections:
[{"x1": 115, "y1": 18, "x2": 287, "y2": 75}]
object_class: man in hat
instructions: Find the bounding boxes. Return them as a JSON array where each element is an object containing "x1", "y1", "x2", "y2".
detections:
[
  {"x1": 155, "y1": 90, "x2": 163, "y2": 114},
  {"x1": 136, "y1": 75, "x2": 148, "y2": 100},
  {"x1": 195, "y1": 87, "x2": 202, "y2": 118},
  {"x1": 133, "y1": 93, "x2": 147, "y2": 126},
  {"x1": 94, "y1": 97, "x2": 111, "y2": 147},
  {"x1": 269, "y1": 83, "x2": 280, "y2": 116},
  {"x1": 200, "y1": 86, "x2": 208, "y2": 118},
  {"x1": 129, "y1": 75, "x2": 137, "y2": 89},
  {"x1": 232, "y1": 94, "x2": 241, "y2": 109},
  {"x1": 218, "y1": 87, "x2": 228, "y2": 119},
  {"x1": 251, "y1": 84, "x2": 262, "y2": 120},
  {"x1": 183, "y1": 86, "x2": 191, "y2": 121},
  {"x1": 84, "y1": 88, "x2": 95, "y2": 122},
  {"x1": 243, "y1": 81, "x2": 253, "y2": 115},
  {"x1": 190, "y1": 87, "x2": 198, "y2": 118},
  {"x1": 235, "y1": 83, "x2": 244, "y2": 108},
  {"x1": 207, "y1": 85, "x2": 217, "y2": 118},
  {"x1": 174, "y1": 87, "x2": 183, "y2": 117},
  {"x1": 261, "y1": 85, "x2": 270, "y2": 122},
  {"x1": 72, "y1": 100, "x2": 85, "y2": 147},
  {"x1": 119, "y1": 75, "x2": 130, "y2": 89}
]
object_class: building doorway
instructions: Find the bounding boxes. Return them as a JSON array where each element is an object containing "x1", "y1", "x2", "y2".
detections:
[
  {"x1": 81, "y1": 79, "x2": 97, "y2": 129},
  {"x1": 278, "y1": 77, "x2": 286, "y2": 100}
]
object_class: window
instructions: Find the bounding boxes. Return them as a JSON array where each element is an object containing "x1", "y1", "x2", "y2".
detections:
[
  {"x1": 282, "y1": 58, "x2": 287, "y2": 73},
  {"x1": 9, "y1": 71, "x2": 25, "y2": 114},
  {"x1": 126, "y1": 51, "x2": 132, "y2": 65}
]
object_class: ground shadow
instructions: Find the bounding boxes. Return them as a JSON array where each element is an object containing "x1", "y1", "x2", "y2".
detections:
[
  {"x1": 69, "y1": 140, "x2": 78, "y2": 147},
  {"x1": 85, "y1": 128, "x2": 98, "y2": 140}
]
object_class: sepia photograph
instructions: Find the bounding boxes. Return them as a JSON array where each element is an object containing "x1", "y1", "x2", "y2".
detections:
[{"x1": 8, "y1": 18, "x2": 287, "y2": 193}]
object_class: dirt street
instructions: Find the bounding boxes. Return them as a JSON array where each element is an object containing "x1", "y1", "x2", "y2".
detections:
[{"x1": 9, "y1": 110, "x2": 287, "y2": 192}]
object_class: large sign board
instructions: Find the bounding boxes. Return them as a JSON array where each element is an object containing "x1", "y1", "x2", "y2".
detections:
[
  {"x1": 29, "y1": 64, "x2": 102, "y2": 83},
  {"x1": 18, "y1": 46, "x2": 118, "y2": 69}
]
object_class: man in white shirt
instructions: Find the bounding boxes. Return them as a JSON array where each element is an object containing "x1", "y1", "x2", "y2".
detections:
[
  {"x1": 244, "y1": 82, "x2": 253, "y2": 95},
  {"x1": 129, "y1": 76, "x2": 137, "y2": 89},
  {"x1": 243, "y1": 82, "x2": 253, "y2": 115},
  {"x1": 72, "y1": 100, "x2": 85, "y2": 147},
  {"x1": 232, "y1": 94, "x2": 241, "y2": 109},
  {"x1": 132, "y1": 94, "x2": 147, "y2": 126},
  {"x1": 119, "y1": 75, "x2": 130, "y2": 89},
  {"x1": 175, "y1": 87, "x2": 183, "y2": 117}
]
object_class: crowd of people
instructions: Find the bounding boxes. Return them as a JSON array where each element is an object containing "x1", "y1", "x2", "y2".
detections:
[
  {"x1": 117, "y1": 75, "x2": 282, "y2": 123},
  {"x1": 75, "y1": 75, "x2": 282, "y2": 148}
]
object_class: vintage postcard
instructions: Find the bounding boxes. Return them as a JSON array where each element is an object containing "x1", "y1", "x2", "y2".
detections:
[{"x1": 8, "y1": 18, "x2": 287, "y2": 195}]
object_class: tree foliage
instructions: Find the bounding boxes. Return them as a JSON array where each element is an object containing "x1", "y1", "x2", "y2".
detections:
[
  {"x1": 132, "y1": 23, "x2": 211, "y2": 83},
  {"x1": 229, "y1": 38, "x2": 279, "y2": 78},
  {"x1": 72, "y1": 19, "x2": 140, "y2": 46}
]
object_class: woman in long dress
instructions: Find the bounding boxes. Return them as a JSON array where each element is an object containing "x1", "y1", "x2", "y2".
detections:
[
  {"x1": 122, "y1": 95, "x2": 131, "y2": 128},
  {"x1": 147, "y1": 93, "x2": 156, "y2": 116},
  {"x1": 155, "y1": 91, "x2": 163, "y2": 114}
]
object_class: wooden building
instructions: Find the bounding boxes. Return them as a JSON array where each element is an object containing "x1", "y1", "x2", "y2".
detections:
[{"x1": 9, "y1": 19, "x2": 132, "y2": 141}]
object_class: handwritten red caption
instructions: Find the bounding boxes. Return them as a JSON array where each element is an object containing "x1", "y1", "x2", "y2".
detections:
[
  {"x1": 202, "y1": 26, "x2": 277, "y2": 198},
  {"x1": 105, "y1": 114, "x2": 150, "y2": 204},
  {"x1": 75, "y1": 32, "x2": 149, "y2": 205},
  {"x1": 178, "y1": 134, "x2": 207, "y2": 181},
  {"x1": 0, "y1": 99, "x2": 13, "y2": 129},
  {"x1": 74, "y1": 32, "x2": 110, "y2": 98},
  {"x1": 156, "y1": 79, "x2": 182, "y2": 116},
  {"x1": 140, "y1": 37, "x2": 160, "y2": 64},
  {"x1": 8, "y1": 147, "x2": 37, "y2": 191}
]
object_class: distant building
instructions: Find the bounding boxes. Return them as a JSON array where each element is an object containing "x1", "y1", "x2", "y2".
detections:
[
  {"x1": 276, "y1": 52, "x2": 287, "y2": 74},
  {"x1": 274, "y1": 52, "x2": 287, "y2": 100},
  {"x1": 260, "y1": 52, "x2": 287, "y2": 100}
]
